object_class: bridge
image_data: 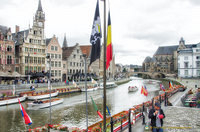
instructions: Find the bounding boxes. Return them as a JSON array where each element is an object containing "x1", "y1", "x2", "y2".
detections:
[{"x1": 129, "y1": 72, "x2": 166, "y2": 79}]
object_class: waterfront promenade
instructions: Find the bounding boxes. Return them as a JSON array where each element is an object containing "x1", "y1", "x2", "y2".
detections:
[{"x1": 124, "y1": 78, "x2": 200, "y2": 132}]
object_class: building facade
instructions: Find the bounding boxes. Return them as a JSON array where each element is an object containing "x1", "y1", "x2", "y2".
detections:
[
  {"x1": 46, "y1": 35, "x2": 63, "y2": 82},
  {"x1": 178, "y1": 44, "x2": 200, "y2": 78},
  {"x1": 62, "y1": 42, "x2": 85, "y2": 81},
  {"x1": 142, "y1": 37, "x2": 189, "y2": 74},
  {"x1": 0, "y1": 25, "x2": 15, "y2": 73},
  {"x1": 13, "y1": 0, "x2": 46, "y2": 75}
]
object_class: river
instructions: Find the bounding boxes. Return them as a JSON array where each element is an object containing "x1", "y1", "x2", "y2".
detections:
[{"x1": 0, "y1": 77, "x2": 161, "y2": 131}]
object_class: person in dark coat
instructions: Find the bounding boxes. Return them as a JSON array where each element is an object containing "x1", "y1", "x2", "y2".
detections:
[{"x1": 148, "y1": 102, "x2": 165, "y2": 132}]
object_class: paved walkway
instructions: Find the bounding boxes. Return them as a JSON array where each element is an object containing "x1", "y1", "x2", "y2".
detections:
[{"x1": 124, "y1": 78, "x2": 200, "y2": 132}]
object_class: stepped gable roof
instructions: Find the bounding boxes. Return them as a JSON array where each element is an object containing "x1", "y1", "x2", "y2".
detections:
[
  {"x1": 62, "y1": 46, "x2": 75, "y2": 60},
  {"x1": 143, "y1": 56, "x2": 152, "y2": 63},
  {"x1": 80, "y1": 45, "x2": 91, "y2": 57},
  {"x1": 46, "y1": 38, "x2": 52, "y2": 46},
  {"x1": 12, "y1": 29, "x2": 29, "y2": 46},
  {"x1": 154, "y1": 45, "x2": 178, "y2": 55}
]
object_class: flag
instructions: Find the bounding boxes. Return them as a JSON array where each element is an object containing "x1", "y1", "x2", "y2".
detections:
[
  {"x1": 141, "y1": 86, "x2": 148, "y2": 96},
  {"x1": 90, "y1": 0, "x2": 102, "y2": 65},
  {"x1": 106, "y1": 11, "x2": 113, "y2": 69},
  {"x1": 18, "y1": 99, "x2": 32, "y2": 126},
  {"x1": 160, "y1": 84, "x2": 165, "y2": 91},
  {"x1": 91, "y1": 96, "x2": 103, "y2": 119},
  {"x1": 106, "y1": 105, "x2": 111, "y2": 116},
  {"x1": 169, "y1": 81, "x2": 173, "y2": 89}
]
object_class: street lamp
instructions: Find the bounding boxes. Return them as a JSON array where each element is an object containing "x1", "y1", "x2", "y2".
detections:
[
  {"x1": 82, "y1": 54, "x2": 88, "y2": 131},
  {"x1": 46, "y1": 55, "x2": 52, "y2": 126}
]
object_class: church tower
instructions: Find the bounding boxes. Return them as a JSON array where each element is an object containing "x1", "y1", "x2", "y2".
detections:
[{"x1": 177, "y1": 37, "x2": 186, "y2": 51}]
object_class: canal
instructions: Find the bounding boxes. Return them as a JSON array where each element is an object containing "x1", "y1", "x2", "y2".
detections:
[{"x1": 0, "y1": 77, "x2": 161, "y2": 131}]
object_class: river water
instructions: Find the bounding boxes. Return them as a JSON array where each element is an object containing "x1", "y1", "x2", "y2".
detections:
[{"x1": 0, "y1": 77, "x2": 161, "y2": 131}]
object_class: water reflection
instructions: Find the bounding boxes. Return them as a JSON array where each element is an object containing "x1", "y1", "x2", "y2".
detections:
[{"x1": 0, "y1": 77, "x2": 161, "y2": 131}]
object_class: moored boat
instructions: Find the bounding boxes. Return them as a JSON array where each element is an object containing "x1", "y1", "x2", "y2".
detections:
[
  {"x1": 27, "y1": 91, "x2": 59, "y2": 100},
  {"x1": 0, "y1": 96, "x2": 26, "y2": 106},
  {"x1": 27, "y1": 98, "x2": 63, "y2": 109},
  {"x1": 81, "y1": 85, "x2": 99, "y2": 92},
  {"x1": 128, "y1": 86, "x2": 138, "y2": 92},
  {"x1": 99, "y1": 82, "x2": 117, "y2": 89}
]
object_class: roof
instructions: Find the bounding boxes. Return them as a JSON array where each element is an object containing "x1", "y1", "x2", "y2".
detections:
[
  {"x1": 143, "y1": 56, "x2": 152, "y2": 63},
  {"x1": 12, "y1": 29, "x2": 29, "y2": 46},
  {"x1": 80, "y1": 45, "x2": 91, "y2": 57},
  {"x1": 62, "y1": 34, "x2": 68, "y2": 48},
  {"x1": 62, "y1": 46, "x2": 76, "y2": 60},
  {"x1": 37, "y1": 0, "x2": 43, "y2": 11},
  {"x1": 46, "y1": 38, "x2": 52, "y2": 46},
  {"x1": 0, "y1": 25, "x2": 8, "y2": 35},
  {"x1": 154, "y1": 45, "x2": 178, "y2": 55}
]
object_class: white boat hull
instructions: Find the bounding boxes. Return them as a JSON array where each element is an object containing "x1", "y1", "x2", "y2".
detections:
[
  {"x1": 128, "y1": 87, "x2": 138, "y2": 92},
  {"x1": 27, "y1": 91, "x2": 58, "y2": 100},
  {"x1": 99, "y1": 82, "x2": 117, "y2": 89},
  {"x1": 0, "y1": 96, "x2": 26, "y2": 106},
  {"x1": 81, "y1": 87, "x2": 99, "y2": 92},
  {"x1": 27, "y1": 98, "x2": 63, "y2": 109}
]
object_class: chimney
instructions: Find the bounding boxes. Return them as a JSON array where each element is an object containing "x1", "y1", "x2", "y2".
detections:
[{"x1": 15, "y1": 25, "x2": 20, "y2": 33}]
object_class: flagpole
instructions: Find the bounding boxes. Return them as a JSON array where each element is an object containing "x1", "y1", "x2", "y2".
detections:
[{"x1": 103, "y1": 0, "x2": 107, "y2": 131}]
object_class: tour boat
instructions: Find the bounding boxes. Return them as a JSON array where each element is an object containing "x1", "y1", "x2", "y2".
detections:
[
  {"x1": 128, "y1": 86, "x2": 138, "y2": 92},
  {"x1": 27, "y1": 91, "x2": 59, "y2": 100},
  {"x1": 27, "y1": 98, "x2": 64, "y2": 109},
  {"x1": 0, "y1": 96, "x2": 26, "y2": 106},
  {"x1": 99, "y1": 82, "x2": 117, "y2": 89}
]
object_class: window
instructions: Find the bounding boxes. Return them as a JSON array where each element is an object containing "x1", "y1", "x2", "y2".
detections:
[
  {"x1": 51, "y1": 61, "x2": 54, "y2": 67},
  {"x1": 51, "y1": 70, "x2": 54, "y2": 76},
  {"x1": 73, "y1": 55, "x2": 76, "y2": 58},
  {"x1": 70, "y1": 69, "x2": 72, "y2": 74},
  {"x1": 38, "y1": 67, "x2": 41, "y2": 72},
  {"x1": 25, "y1": 56, "x2": 28, "y2": 64},
  {"x1": 55, "y1": 61, "x2": 57, "y2": 67},
  {"x1": 77, "y1": 49, "x2": 79, "y2": 53},
  {"x1": 63, "y1": 64, "x2": 66, "y2": 68},
  {"x1": 34, "y1": 30, "x2": 37, "y2": 35},
  {"x1": 197, "y1": 70, "x2": 200, "y2": 76},
  {"x1": 196, "y1": 61, "x2": 200, "y2": 68},
  {"x1": 196, "y1": 49, "x2": 200, "y2": 52},
  {"x1": 184, "y1": 62, "x2": 188, "y2": 68},
  {"x1": 74, "y1": 62, "x2": 75, "y2": 66},
  {"x1": 34, "y1": 48, "x2": 37, "y2": 53},
  {"x1": 7, "y1": 55, "x2": 12, "y2": 64},
  {"x1": 80, "y1": 55, "x2": 82, "y2": 59},
  {"x1": 77, "y1": 63, "x2": 78, "y2": 67},
  {"x1": 25, "y1": 47, "x2": 29, "y2": 52},
  {"x1": 30, "y1": 57, "x2": 33, "y2": 63},
  {"x1": 38, "y1": 57, "x2": 41, "y2": 64},
  {"x1": 51, "y1": 54, "x2": 54, "y2": 59},
  {"x1": 47, "y1": 53, "x2": 50, "y2": 57},
  {"x1": 197, "y1": 56, "x2": 200, "y2": 60},
  {"x1": 30, "y1": 48, "x2": 33, "y2": 52},
  {"x1": 38, "y1": 49, "x2": 41, "y2": 53},
  {"x1": 51, "y1": 46, "x2": 54, "y2": 51},
  {"x1": 70, "y1": 62, "x2": 72, "y2": 66},
  {"x1": 55, "y1": 70, "x2": 58, "y2": 76},
  {"x1": 184, "y1": 56, "x2": 188, "y2": 60},
  {"x1": 59, "y1": 54, "x2": 61, "y2": 59},
  {"x1": 184, "y1": 70, "x2": 188, "y2": 76},
  {"x1": 42, "y1": 58, "x2": 45, "y2": 64},
  {"x1": 34, "y1": 67, "x2": 37, "y2": 72},
  {"x1": 59, "y1": 62, "x2": 61, "y2": 67},
  {"x1": 59, "y1": 70, "x2": 61, "y2": 76},
  {"x1": 42, "y1": 49, "x2": 45, "y2": 53},
  {"x1": 80, "y1": 63, "x2": 81, "y2": 67},
  {"x1": 29, "y1": 39, "x2": 32, "y2": 43},
  {"x1": 55, "y1": 46, "x2": 58, "y2": 51},
  {"x1": 73, "y1": 69, "x2": 75, "y2": 73},
  {"x1": 178, "y1": 63, "x2": 180, "y2": 68},
  {"x1": 34, "y1": 57, "x2": 37, "y2": 64},
  {"x1": 55, "y1": 54, "x2": 57, "y2": 59},
  {"x1": 7, "y1": 46, "x2": 12, "y2": 52}
]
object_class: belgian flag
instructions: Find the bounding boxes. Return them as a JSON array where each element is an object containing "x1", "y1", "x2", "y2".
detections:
[{"x1": 106, "y1": 11, "x2": 112, "y2": 69}]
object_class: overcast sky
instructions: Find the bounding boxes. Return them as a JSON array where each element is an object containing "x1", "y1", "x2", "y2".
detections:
[{"x1": 1, "y1": 0, "x2": 200, "y2": 65}]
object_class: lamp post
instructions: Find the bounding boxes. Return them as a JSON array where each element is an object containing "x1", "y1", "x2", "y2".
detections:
[
  {"x1": 83, "y1": 54, "x2": 88, "y2": 131},
  {"x1": 46, "y1": 55, "x2": 52, "y2": 127}
]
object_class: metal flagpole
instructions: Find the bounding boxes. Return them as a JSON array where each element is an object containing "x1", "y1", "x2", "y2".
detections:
[
  {"x1": 103, "y1": 0, "x2": 107, "y2": 131},
  {"x1": 83, "y1": 54, "x2": 88, "y2": 131}
]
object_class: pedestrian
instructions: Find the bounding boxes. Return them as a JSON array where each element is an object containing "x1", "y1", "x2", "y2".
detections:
[{"x1": 148, "y1": 102, "x2": 165, "y2": 132}]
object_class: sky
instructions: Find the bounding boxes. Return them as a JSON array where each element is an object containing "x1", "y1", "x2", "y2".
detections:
[{"x1": 1, "y1": 0, "x2": 200, "y2": 65}]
